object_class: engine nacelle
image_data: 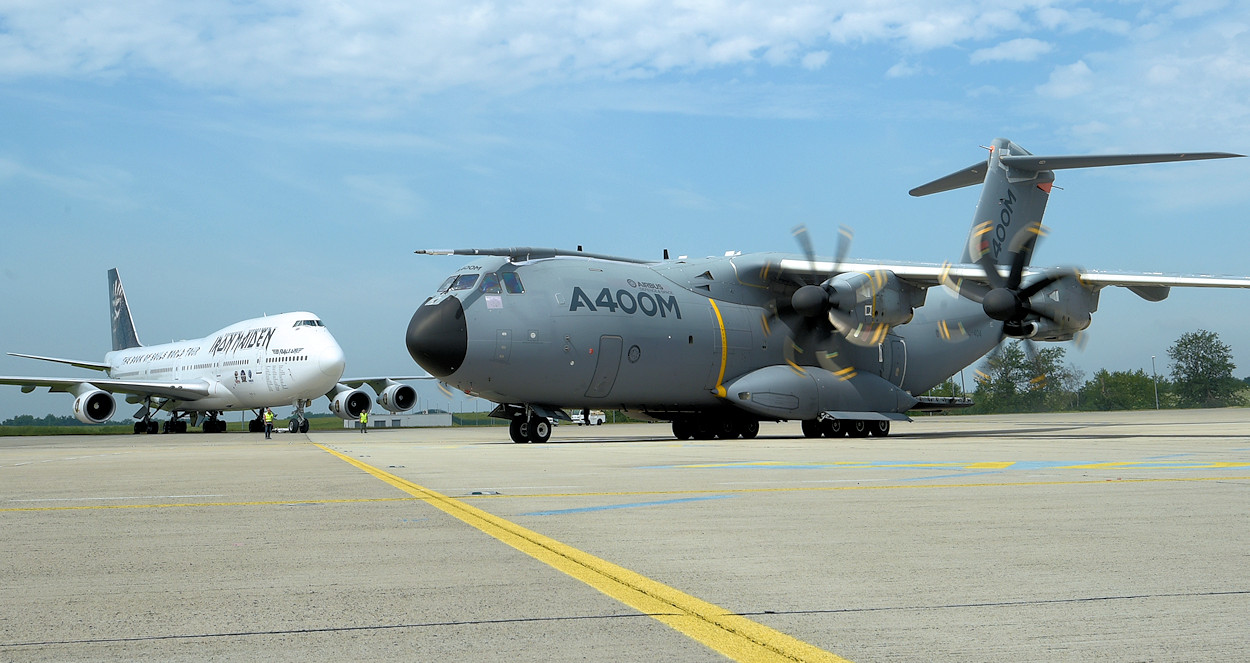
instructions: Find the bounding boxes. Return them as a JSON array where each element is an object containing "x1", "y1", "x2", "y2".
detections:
[
  {"x1": 73, "y1": 389, "x2": 116, "y2": 424},
  {"x1": 1008, "y1": 280, "x2": 1098, "y2": 341},
  {"x1": 328, "y1": 385, "x2": 372, "y2": 420},
  {"x1": 377, "y1": 382, "x2": 417, "y2": 413},
  {"x1": 827, "y1": 270, "x2": 926, "y2": 326}
]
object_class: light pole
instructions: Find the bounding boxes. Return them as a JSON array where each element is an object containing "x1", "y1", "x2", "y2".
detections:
[{"x1": 1151, "y1": 355, "x2": 1160, "y2": 409}]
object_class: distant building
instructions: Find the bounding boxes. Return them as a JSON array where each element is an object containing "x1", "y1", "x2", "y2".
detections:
[{"x1": 343, "y1": 412, "x2": 453, "y2": 429}]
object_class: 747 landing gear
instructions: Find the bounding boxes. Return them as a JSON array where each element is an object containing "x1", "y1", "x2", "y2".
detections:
[
  {"x1": 202, "y1": 413, "x2": 227, "y2": 433},
  {"x1": 287, "y1": 399, "x2": 311, "y2": 433}
]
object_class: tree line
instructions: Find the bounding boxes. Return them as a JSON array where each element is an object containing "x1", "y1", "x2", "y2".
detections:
[{"x1": 929, "y1": 329, "x2": 1246, "y2": 414}]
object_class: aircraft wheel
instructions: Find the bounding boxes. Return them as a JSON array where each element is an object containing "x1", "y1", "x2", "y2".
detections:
[
  {"x1": 869, "y1": 420, "x2": 890, "y2": 437},
  {"x1": 800, "y1": 419, "x2": 822, "y2": 438},
  {"x1": 715, "y1": 420, "x2": 740, "y2": 439},
  {"x1": 177, "y1": 421, "x2": 188, "y2": 434},
  {"x1": 822, "y1": 419, "x2": 846, "y2": 438},
  {"x1": 147, "y1": 420, "x2": 160, "y2": 434},
  {"x1": 299, "y1": 419, "x2": 310, "y2": 433},
  {"x1": 847, "y1": 420, "x2": 870, "y2": 438},
  {"x1": 133, "y1": 422, "x2": 145, "y2": 434},
  {"x1": 509, "y1": 419, "x2": 528, "y2": 443},
  {"x1": 671, "y1": 420, "x2": 693, "y2": 440},
  {"x1": 740, "y1": 420, "x2": 759, "y2": 440},
  {"x1": 693, "y1": 420, "x2": 715, "y2": 440},
  {"x1": 527, "y1": 416, "x2": 552, "y2": 443}
]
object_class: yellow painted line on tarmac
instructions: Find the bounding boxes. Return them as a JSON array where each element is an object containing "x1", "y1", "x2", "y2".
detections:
[
  {"x1": 0, "y1": 496, "x2": 422, "y2": 513},
  {"x1": 7, "y1": 474, "x2": 1250, "y2": 513},
  {"x1": 456, "y1": 474, "x2": 1250, "y2": 501},
  {"x1": 315, "y1": 443, "x2": 852, "y2": 663}
]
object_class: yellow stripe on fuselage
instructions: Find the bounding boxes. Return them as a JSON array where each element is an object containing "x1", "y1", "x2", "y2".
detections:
[{"x1": 709, "y1": 299, "x2": 729, "y2": 398}]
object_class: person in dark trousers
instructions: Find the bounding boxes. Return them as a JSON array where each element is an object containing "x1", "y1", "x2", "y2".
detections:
[
  {"x1": 264, "y1": 408, "x2": 275, "y2": 439},
  {"x1": 359, "y1": 410, "x2": 368, "y2": 433}
]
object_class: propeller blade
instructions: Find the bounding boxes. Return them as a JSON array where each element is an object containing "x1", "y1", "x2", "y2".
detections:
[
  {"x1": 975, "y1": 252, "x2": 1007, "y2": 290},
  {"x1": 939, "y1": 262, "x2": 991, "y2": 303},
  {"x1": 792, "y1": 224, "x2": 817, "y2": 271},
  {"x1": 829, "y1": 309, "x2": 890, "y2": 347},
  {"x1": 833, "y1": 225, "x2": 853, "y2": 268}
]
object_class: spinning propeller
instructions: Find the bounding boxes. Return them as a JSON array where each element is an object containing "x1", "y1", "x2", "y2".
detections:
[
  {"x1": 940, "y1": 220, "x2": 1084, "y2": 386},
  {"x1": 789, "y1": 225, "x2": 893, "y2": 347},
  {"x1": 763, "y1": 224, "x2": 895, "y2": 379}
]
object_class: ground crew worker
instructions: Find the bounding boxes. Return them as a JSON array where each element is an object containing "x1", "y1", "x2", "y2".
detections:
[
  {"x1": 264, "y1": 408, "x2": 275, "y2": 439},
  {"x1": 360, "y1": 409, "x2": 368, "y2": 433}
]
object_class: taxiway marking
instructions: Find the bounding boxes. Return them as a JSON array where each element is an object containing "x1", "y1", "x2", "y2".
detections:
[
  {"x1": 6, "y1": 474, "x2": 1250, "y2": 513},
  {"x1": 315, "y1": 444, "x2": 852, "y2": 663}
]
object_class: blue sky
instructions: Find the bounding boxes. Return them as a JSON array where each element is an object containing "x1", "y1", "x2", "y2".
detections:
[{"x1": 3, "y1": 0, "x2": 1250, "y2": 419}]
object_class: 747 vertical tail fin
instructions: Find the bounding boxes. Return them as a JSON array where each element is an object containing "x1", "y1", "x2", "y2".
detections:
[{"x1": 108, "y1": 268, "x2": 142, "y2": 351}]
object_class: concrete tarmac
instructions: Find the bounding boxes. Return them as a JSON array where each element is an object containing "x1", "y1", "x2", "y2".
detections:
[{"x1": 2, "y1": 409, "x2": 1248, "y2": 662}]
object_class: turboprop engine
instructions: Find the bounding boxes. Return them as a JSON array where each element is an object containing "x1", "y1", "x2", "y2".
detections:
[
  {"x1": 790, "y1": 269, "x2": 926, "y2": 345},
  {"x1": 71, "y1": 385, "x2": 115, "y2": 424},
  {"x1": 328, "y1": 383, "x2": 371, "y2": 420},
  {"x1": 1003, "y1": 277, "x2": 1098, "y2": 341}
]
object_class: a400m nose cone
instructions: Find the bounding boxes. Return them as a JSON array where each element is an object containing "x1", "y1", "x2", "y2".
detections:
[{"x1": 405, "y1": 297, "x2": 468, "y2": 378}]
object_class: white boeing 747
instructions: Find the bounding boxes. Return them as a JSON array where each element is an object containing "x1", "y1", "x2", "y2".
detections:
[{"x1": 0, "y1": 268, "x2": 418, "y2": 434}]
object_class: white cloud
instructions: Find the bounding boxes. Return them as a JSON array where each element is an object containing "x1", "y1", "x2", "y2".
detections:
[
  {"x1": 800, "y1": 51, "x2": 829, "y2": 71},
  {"x1": 1036, "y1": 60, "x2": 1094, "y2": 99},
  {"x1": 886, "y1": 61, "x2": 923, "y2": 78},
  {"x1": 970, "y1": 38, "x2": 1053, "y2": 64},
  {"x1": 0, "y1": 1, "x2": 1133, "y2": 101}
]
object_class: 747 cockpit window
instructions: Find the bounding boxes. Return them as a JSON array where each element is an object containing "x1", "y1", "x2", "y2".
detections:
[{"x1": 294, "y1": 319, "x2": 324, "y2": 327}]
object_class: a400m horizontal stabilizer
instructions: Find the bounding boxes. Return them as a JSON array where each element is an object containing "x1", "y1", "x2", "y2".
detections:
[{"x1": 909, "y1": 149, "x2": 1242, "y2": 197}]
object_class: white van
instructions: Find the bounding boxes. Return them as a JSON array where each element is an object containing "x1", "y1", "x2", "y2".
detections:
[{"x1": 569, "y1": 410, "x2": 606, "y2": 425}]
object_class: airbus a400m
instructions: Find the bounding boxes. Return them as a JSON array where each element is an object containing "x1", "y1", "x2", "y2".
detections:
[{"x1": 405, "y1": 138, "x2": 1250, "y2": 443}]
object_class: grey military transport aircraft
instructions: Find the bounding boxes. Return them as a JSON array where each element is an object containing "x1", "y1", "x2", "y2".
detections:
[{"x1": 406, "y1": 138, "x2": 1250, "y2": 443}]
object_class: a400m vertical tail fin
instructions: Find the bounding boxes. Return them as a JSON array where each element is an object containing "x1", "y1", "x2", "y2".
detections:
[
  {"x1": 910, "y1": 138, "x2": 1242, "y2": 268},
  {"x1": 108, "y1": 268, "x2": 142, "y2": 351}
]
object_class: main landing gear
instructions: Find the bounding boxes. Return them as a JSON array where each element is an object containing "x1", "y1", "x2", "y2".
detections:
[
  {"x1": 202, "y1": 412, "x2": 227, "y2": 433},
  {"x1": 509, "y1": 415, "x2": 552, "y2": 444},
  {"x1": 800, "y1": 417, "x2": 890, "y2": 438}
]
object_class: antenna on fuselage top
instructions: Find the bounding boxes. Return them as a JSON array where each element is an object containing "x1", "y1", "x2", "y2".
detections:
[{"x1": 664, "y1": 249, "x2": 670, "y2": 260}]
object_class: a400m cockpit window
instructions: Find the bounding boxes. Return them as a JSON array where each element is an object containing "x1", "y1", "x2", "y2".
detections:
[
  {"x1": 480, "y1": 273, "x2": 502, "y2": 294},
  {"x1": 436, "y1": 274, "x2": 480, "y2": 293},
  {"x1": 480, "y1": 272, "x2": 524, "y2": 294},
  {"x1": 294, "y1": 319, "x2": 324, "y2": 327},
  {"x1": 500, "y1": 272, "x2": 524, "y2": 294}
]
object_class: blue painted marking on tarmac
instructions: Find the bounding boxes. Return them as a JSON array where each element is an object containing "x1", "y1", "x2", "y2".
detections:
[
  {"x1": 900, "y1": 470, "x2": 1004, "y2": 482},
  {"x1": 521, "y1": 494, "x2": 735, "y2": 516}
]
